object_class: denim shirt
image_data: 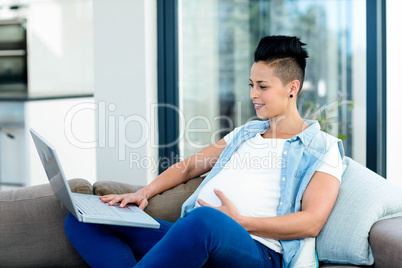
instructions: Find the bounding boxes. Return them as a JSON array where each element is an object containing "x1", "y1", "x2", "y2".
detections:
[{"x1": 180, "y1": 119, "x2": 344, "y2": 268}]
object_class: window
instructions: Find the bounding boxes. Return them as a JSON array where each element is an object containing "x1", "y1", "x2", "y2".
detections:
[{"x1": 177, "y1": 0, "x2": 367, "y2": 165}]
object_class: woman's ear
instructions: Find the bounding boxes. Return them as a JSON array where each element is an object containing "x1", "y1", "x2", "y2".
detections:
[{"x1": 289, "y1": 80, "x2": 301, "y2": 96}]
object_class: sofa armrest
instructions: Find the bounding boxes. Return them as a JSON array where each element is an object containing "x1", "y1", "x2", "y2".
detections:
[
  {"x1": 93, "y1": 177, "x2": 204, "y2": 222},
  {"x1": 0, "y1": 179, "x2": 91, "y2": 267},
  {"x1": 369, "y1": 217, "x2": 402, "y2": 268}
]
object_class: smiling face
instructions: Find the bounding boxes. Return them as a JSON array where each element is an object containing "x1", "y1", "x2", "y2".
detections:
[{"x1": 249, "y1": 61, "x2": 294, "y2": 119}]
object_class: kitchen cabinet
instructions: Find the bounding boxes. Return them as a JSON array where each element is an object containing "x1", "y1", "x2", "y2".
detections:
[
  {"x1": 0, "y1": 96, "x2": 96, "y2": 189},
  {"x1": 0, "y1": 0, "x2": 95, "y2": 189}
]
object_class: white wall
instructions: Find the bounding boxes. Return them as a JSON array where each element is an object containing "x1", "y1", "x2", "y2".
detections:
[
  {"x1": 386, "y1": 0, "x2": 402, "y2": 188},
  {"x1": 93, "y1": 0, "x2": 158, "y2": 186}
]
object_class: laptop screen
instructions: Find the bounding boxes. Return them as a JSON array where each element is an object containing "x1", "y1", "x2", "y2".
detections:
[{"x1": 30, "y1": 129, "x2": 79, "y2": 217}]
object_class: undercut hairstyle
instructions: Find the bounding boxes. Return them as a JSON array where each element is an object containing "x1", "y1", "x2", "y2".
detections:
[{"x1": 254, "y1": 35, "x2": 308, "y2": 93}]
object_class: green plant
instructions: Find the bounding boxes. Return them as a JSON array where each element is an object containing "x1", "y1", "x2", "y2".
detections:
[{"x1": 298, "y1": 94, "x2": 354, "y2": 140}]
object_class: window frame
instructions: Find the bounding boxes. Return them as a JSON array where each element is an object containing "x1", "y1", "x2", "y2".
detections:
[
  {"x1": 157, "y1": 0, "x2": 180, "y2": 174},
  {"x1": 366, "y1": 0, "x2": 387, "y2": 177}
]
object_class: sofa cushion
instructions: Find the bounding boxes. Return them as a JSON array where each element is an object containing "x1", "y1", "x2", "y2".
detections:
[
  {"x1": 94, "y1": 177, "x2": 203, "y2": 222},
  {"x1": 69, "y1": 177, "x2": 94, "y2": 194},
  {"x1": 0, "y1": 179, "x2": 91, "y2": 267},
  {"x1": 316, "y1": 157, "x2": 402, "y2": 265},
  {"x1": 93, "y1": 180, "x2": 143, "y2": 195}
]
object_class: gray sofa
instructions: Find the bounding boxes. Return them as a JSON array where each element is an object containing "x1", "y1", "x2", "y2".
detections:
[{"x1": 0, "y1": 174, "x2": 401, "y2": 267}]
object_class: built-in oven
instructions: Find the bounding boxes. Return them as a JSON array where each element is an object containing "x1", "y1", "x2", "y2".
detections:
[{"x1": 0, "y1": 19, "x2": 27, "y2": 93}]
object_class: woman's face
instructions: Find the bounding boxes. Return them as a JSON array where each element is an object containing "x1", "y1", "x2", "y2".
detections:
[{"x1": 249, "y1": 61, "x2": 290, "y2": 119}]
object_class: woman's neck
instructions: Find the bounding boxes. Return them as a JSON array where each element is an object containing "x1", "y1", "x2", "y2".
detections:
[{"x1": 263, "y1": 114, "x2": 309, "y2": 139}]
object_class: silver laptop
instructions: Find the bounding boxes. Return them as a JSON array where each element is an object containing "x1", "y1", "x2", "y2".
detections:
[{"x1": 30, "y1": 128, "x2": 160, "y2": 229}]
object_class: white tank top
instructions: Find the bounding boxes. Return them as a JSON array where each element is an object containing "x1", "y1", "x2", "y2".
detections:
[{"x1": 196, "y1": 128, "x2": 343, "y2": 253}]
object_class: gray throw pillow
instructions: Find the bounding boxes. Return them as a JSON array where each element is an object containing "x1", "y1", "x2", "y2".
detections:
[{"x1": 316, "y1": 157, "x2": 402, "y2": 265}]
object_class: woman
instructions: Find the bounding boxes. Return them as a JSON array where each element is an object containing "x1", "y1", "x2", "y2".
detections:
[{"x1": 65, "y1": 35, "x2": 344, "y2": 268}]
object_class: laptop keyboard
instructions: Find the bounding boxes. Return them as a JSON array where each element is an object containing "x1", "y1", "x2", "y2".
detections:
[{"x1": 74, "y1": 195, "x2": 123, "y2": 218}]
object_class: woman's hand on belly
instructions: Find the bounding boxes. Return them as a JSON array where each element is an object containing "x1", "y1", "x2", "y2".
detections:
[{"x1": 197, "y1": 188, "x2": 241, "y2": 222}]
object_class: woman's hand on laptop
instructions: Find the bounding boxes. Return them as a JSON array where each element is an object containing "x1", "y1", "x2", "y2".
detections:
[{"x1": 99, "y1": 190, "x2": 149, "y2": 210}]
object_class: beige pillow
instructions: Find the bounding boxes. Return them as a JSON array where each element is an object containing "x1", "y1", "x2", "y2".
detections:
[{"x1": 69, "y1": 178, "x2": 93, "y2": 194}]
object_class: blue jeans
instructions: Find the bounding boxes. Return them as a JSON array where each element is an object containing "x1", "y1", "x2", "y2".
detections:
[{"x1": 64, "y1": 207, "x2": 282, "y2": 268}]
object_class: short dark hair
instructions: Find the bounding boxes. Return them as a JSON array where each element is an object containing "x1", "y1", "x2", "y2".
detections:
[{"x1": 254, "y1": 35, "x2": 308, "y2": 92}]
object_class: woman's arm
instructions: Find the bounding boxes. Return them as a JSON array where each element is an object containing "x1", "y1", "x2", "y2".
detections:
[
  {"x1": 198, "y1": 171, "x2": 340, "y2": 240},
  {"x1": 100, "y1": 138, "x2": 227, "y2": 209}
]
